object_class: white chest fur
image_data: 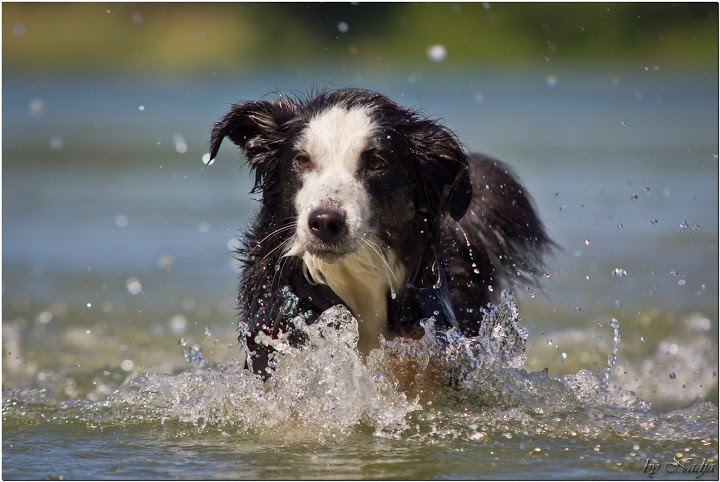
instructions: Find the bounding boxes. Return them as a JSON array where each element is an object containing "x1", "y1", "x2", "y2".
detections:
[{"x1": 303, "y1": 243, "x2": 405, "y2": 354}]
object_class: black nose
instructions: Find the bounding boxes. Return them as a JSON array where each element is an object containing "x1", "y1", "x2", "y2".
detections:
[{"x1": 308, "y1": 208, "x2": 347, "y2": 244}]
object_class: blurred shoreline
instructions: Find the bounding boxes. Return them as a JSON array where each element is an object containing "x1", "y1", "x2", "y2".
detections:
[{"x1": 3, "y1": 3, "x2": 717, "y2": 74}]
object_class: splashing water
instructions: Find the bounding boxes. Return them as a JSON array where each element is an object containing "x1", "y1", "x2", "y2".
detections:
[
  {"x1": 3, "y1": 291, "x2": 716, "y2": 452},
  {"x1": 603, "y1": 317, "x2": 620, "y2": 387}
]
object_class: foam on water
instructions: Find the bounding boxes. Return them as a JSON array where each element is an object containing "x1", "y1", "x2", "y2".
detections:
[{"x1": 3, "y1": 291, "x2": 717, "y2": 447}]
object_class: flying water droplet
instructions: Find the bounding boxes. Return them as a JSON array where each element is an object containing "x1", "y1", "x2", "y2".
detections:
[
  {"x1": 173, "y1": 133, "x2": 187, "y2": 154},
  {"x1": 602, "y1": 318, "x2": 620, "y2": 387},
  {"x1": 126, "y1": 277, "x2": 142, "y2": 295},
  {"x1": 426, "y1": 44, "x2": 447, "y2": 62}
]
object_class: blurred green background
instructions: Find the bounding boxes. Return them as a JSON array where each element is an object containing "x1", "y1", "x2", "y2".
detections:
[{"x1": 3, "y1": 2, "x2": 717, "y2": 73}]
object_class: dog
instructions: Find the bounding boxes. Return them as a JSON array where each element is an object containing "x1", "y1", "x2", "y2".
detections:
[{"x1": 209, "y1": 87, "x2": 552, "y2": 378}]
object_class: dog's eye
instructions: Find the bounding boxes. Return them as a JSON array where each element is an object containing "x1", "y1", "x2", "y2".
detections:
[
  {"x1": 295, "y1": 155, "x2": 311, "y2": 169},
  {"x1": 366, "y1": 156, "x2": 386, "y2": 171}
]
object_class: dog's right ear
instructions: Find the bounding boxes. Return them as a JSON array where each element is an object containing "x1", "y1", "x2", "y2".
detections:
[{"x1": 209, "y1": 100, "x2": 291, "y2": 162}]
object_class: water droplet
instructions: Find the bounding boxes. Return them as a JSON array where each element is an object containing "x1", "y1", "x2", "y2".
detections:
[
  {"x1": 611, "y1": 268, "x2": 627, "y2": 278},
  {"x1": 138, "y1": 105, "x2": 145, "y2": 111},
  {"x1": 547, "y1": 339, "x2": 553, "y2": 345},
  {"x1": 426, "y1": 44, "x2": 447, "y2": 62},
  {"x1": 86, "y1": 302, "x2": 92, "y2": 308},
  {"x1": 561, "y1": 352, "x2": 567, "y2": 359},
  {"x1": 669, "y1": 372, "x2": 676, "y2": 379},
  {"x1": 603, "y1": 318, "x2": 620, "y2": 387},
  {"x1": 584, "y1": 238, "x2": 590, "y2": 246},
  {"x1": 120, "y1": 359, "x2": 134, "y2": 371},
  {"x1": 28, "y1": 98, "x2": 46, "y2": 116},
  {"x1": 126, "y1": 277, "x2": 142, "y2": 295},
  {"x1": 620, "y1": 121, "x2": 627, "y2": 128},
  {"x1": 630, "y1": 193, "x2": 638, "y2": 200},
  {"x1": 115, "y1": 214, "x2": 129, "y2": 228},
  {"x1": 37, "y1": 311, "x2": 53, "y2": 324},
  {"x1": 172, "y1": 133, "x2": 187, "y2": 154},
  {"x1": 204, "y1": 326, "x2": 212, "y2": 338},
  {"x1": 202, "y1": 153, "x2": 214, "y2": 166},
  {"x1": 156, "y1": 255, "x2": 174, "y2": 270},
  {"x1": 49, "y1": 137, "x2": 64, "y2": 151},
  {"x1": 337, "y1": 21, "x2": 349, "y2": 33}
]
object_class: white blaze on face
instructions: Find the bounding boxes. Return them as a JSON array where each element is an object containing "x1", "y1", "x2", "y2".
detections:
[
  {"x1": 285, "y1": 105, "x2": 406, "y2": 354},
  {"x1": 293, "y1": 105, "x2": 375, "y2": 247}
]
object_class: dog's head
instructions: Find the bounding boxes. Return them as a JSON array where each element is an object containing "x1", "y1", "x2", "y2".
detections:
[{"x1": 210, "y1": 88, "x2": 471, "y2": 274}]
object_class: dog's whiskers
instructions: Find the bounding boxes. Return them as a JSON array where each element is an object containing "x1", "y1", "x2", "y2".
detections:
[
  {"x1": 260, "y1": 236, "x2": 295, "y2": 263},
  {"x1": 270, "y1": 245, "x2": 294, "y2": 290},
  {"x1": 248, "y1": 222, "x2": 297, "y2": 256},
  {"x1": 360, "y1": 237, "x2": 401, "y2": 299}
]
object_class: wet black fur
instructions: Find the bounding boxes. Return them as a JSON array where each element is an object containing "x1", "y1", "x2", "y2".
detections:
[{"x1": 210, "y1": 87, "x2": 552, "y2": 377}]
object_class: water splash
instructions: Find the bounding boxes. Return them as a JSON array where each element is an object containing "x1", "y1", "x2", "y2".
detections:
[
  {"x1": 3, "y1": 294, "x2": 716, "y2": 447},
  {"x1": 603, "y1": 318, "x2": 620, "y2": 388}
]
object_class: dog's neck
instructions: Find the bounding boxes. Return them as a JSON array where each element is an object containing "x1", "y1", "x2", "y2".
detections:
[{"x1": 302, "y1": 244, "x2": 406, "y2": 355}]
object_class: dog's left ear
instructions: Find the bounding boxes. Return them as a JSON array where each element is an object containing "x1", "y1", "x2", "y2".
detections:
[{"x1": 410, "y1": 120, "x2": 472, "y2": 222}]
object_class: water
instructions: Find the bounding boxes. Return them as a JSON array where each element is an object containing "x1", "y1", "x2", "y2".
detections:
[{"x1": 3, "y1": 64, "x2": 718, "y2": 479}]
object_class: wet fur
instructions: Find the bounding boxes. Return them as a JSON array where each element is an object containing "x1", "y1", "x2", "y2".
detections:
[{"x1": 209, "y1": 88, "x2": 552, "y2": 377}]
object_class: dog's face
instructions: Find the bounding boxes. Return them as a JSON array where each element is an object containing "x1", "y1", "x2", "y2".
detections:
[
  {"x1": 287, "y1": 104, "x2": 418, "y2": 263},
  {"x1": 210, "y1": 88, "x2": 472, "y2": 281}
]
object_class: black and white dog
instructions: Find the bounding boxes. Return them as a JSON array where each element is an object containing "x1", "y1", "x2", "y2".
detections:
[{"x1": 210, "y1": 88, "x2": 551, "y2": 377}]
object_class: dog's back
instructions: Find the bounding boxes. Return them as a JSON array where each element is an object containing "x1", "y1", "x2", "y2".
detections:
[{"x1": 443, "y1": 154, "x2": 551, "y2": 335}]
